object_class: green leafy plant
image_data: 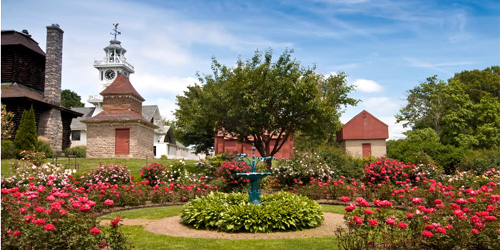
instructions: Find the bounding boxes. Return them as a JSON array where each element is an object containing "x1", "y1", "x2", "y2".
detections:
[
  {"x1": 64, "y1": 146, "x2": 87, "y2": 158},
  {"x1": 181, "y1": 192, "x2": 324, "y2": 233},
  {"x1": 36, "y1": 138, "x2": 54, "y2": 158},
  {"x1": 13, "y1": 106, "x2": 37, "y2": 155}
]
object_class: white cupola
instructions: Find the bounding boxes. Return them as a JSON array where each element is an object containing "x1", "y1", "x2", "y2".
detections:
[{"x1": 88, "y1": 23, "x2": 135, "y2": 116}]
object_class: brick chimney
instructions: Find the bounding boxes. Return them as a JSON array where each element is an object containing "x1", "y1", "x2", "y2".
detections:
[{"x1": 44, "y1": 24, "x2": 63, "y2": 105}]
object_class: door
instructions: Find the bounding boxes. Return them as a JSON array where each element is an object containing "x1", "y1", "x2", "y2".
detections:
[
  {"x1": 362, "y1": 143, "x2": 371, "y2": 158},
  {"x1": 115, "y1": 128, "x2": 130, "y2": 155}
]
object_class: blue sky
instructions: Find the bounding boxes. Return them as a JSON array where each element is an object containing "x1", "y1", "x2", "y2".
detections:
[{"x1": 2, "y1": 0, "x2": 499, "y2": 139}]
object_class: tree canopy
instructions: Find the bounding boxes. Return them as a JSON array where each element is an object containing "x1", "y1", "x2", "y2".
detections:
[
  {"x1": 175, "y1": 49, "x2": 357, "y2": 161},
  {"x1": 61, "y1": 89, "x2": 84, "y2": 108},
  {"x1": 396, "y1": 66, "x2": 500, "y2": 149}
]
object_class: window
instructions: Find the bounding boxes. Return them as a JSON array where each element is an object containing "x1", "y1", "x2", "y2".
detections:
[{"x1": 71, "y1": 131, "x2": 81, "y2": 141}]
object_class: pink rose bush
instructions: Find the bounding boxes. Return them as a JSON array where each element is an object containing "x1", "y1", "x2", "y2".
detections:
[{"x1": 337, "y1": 181, "x2": 500, "y2": 249}]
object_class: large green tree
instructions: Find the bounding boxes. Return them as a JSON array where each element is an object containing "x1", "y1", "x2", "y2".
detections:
[
  {"x1": 396, "y1": 66, "x2": 500, "y2": 149},
  {"x1": 14, "y1": 105, "x2": 38, "y2": 152},
  {"x1": 175, "y1": 49, "x2": 357, "y2": 164},
  {"x1": 61, "y1": 89, "x2": 84, "y2": 108}
]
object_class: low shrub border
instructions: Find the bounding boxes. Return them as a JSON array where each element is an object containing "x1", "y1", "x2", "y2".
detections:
[{"x1": 181, "y1": 192, "x2": 324, "y2": 233}]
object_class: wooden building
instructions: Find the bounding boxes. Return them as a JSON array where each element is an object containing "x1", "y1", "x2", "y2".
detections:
[
  {"x1": 1, "y1": 26, "x2": 82, "y2": 151},
  {"x1": 336, "y1": 110, "x2": 389, "y2": 158},
  {"x1": 214, "y1": 133, "x2": 294, "y2": 159}
]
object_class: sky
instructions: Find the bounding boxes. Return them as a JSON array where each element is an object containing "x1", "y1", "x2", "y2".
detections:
[{"x1": 2, "y1": 0, "x2": 499, "y2": 139}]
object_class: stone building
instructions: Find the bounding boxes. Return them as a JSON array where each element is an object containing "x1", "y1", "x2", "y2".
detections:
[
  {"x1": 336, "y1": 110, "x2": 389, "y2": 158},
  {"x1": 69, "y1": 25, "x2": 192, "y2": 159},
  {"x1": 82, "y1": 73, "x2": 157, "y2": 158},
  {"x1": 1, "y1": 25, "x2": 82, "y2": 151}
]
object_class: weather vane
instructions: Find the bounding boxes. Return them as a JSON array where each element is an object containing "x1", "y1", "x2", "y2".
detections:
[{"x1": 111, "y1": 23, "x2": 121, "y2": 40}]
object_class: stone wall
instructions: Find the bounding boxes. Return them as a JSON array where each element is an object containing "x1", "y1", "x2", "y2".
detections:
[
  {"x1": 102, "y1": 95, "x2": 142, "y2": 114},
  {"x1": 86, "y1": 122, "x2": 154, "y2": 158},
  {"x1": 38, "y1": 109, "x2": 63, "y2": 152},
  {"x1": 341, "y1": 139, "x2": 387, "y2": 158}
]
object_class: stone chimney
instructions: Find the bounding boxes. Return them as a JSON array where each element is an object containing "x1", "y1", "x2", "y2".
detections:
[
  {"x1": 38, "y1": 24, "x2": 64, "y2": 152},
  {"x1": 44, "y1": 24, "x2": 63, "y2": 105}
]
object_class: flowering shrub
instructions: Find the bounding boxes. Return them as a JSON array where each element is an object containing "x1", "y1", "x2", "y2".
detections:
[
  {"x1": 363, "y1": 157, "x2": 440, "y2": 186},
  {"x1": 214, "y1": 161, "x2": 251, "y2": 192},
  {"x1": 85, "y1": 182, "x2": 148, "y2": 211},
  {"x1": 16, "y1": 150, "x2": 46, "y2": 167},
  {"x1": 336, "y1": 180, "x2": 500, "y2": 249},
  {"x1": 151, "y1": 182, "x2": 216, "y2": 203},
  {"x1": 165, "y1": 160, "x2": 189, "y2": 183},
  {"x1": 2, "y1": 161, "x2": 75, "y2": 189},
  {"x1": 290, "y1": 176, "x2": 354, "y2": 200},
  {"x1": 1, "y1": 181, "x2": 129, "y2": 249},
  {"x1": 80, "y1": 164, "x2": 133, "y2": 186},
  {"x1": 272, "y1": 151, "x2": 335, "y2": 187},
  {"x1": 140, "y1": 162, "x2": 168, "y2": 187}
]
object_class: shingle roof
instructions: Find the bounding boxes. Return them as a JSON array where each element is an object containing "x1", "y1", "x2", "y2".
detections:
[
  {"x1": 70, "y1": 107, "x2": 95, "y2": 130},
  {"x1": 142, "y1": 105, "x2": 158, "y2": 122},
  {"x1": 1, "y1": 30, "x2": 45, "y2": 56},
  {"x1": 100, "y1": 73, "x2": 145, "y2": 101},
  {"x1": 1, "y1": 83, "x2": 44, "y2": 101},
  {"x1": 82, "y1": 109, "x2": 157, "y2": 128}
]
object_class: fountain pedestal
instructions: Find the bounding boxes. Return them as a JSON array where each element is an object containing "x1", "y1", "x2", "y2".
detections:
[{"x1": 236, "y1": 148, "x2": 271, "y2": 205}]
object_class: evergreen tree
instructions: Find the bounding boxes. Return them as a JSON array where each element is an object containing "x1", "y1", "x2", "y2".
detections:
[{"x1": 14, "y1": 105, "x2": 38, "y2": 153}]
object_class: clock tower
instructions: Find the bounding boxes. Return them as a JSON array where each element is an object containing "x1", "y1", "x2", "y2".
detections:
[{"x1": 88, "y1": 24, "x2": 135, "y2": 116}]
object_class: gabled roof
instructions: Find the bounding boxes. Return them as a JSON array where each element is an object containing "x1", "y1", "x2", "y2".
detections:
[
  {"x1": 1, "y1": 30, "x2": 45, "y2": 56},
  {"x1": 100, "y1": 73, "x2": 145, "y2": 101},
  {"x1": 337, "y1": 110, "x2": 389, "y2": 141},
  {"x1": 70, "y1": 107, "x2": 95, "y2": 130},
  {"x1": 142, "y1": 105, "x2": 159, "y2": 122}
]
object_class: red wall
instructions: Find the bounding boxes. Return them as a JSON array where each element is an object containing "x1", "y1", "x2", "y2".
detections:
[{"x1": 214, "y1": 136, "x2": 294, "y2": 159}]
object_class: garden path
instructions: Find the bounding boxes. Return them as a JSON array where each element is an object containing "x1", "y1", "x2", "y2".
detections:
[{"x1": 100, "y1": 212, "x2": 345, "y2": 239}]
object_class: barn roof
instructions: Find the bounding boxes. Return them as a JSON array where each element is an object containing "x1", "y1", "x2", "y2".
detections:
[{"x1": 336, "y1": 110, "x2": 389, "y2": 141}]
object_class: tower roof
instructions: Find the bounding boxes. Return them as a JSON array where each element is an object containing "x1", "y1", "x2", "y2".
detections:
[
  {"x1": 1, "y1": 30, "x2": 45, "y2": 56},
  {"x1": 100, "y1": 73, "x2": 145, "y2": 101}
]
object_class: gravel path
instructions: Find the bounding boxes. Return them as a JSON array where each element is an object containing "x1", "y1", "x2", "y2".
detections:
[{"x1": 101, "y1": 212, "x2": 346, "y2": 239}]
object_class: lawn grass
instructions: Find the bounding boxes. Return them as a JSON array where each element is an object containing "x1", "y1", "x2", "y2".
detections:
[
  {"x1": 99, "y1": 204, "x2": 346, "y2": 220},
  {"x1": 121, "y1": 226, "x2": 340, "y2": 250},
  {"x1": 105, "y1": 204, "x2": 343, "y2": 250},
  {"x1": 99, "y1": 206, "x2": 185, "y2": 220},
  {"x1": 1, "y1": 157, "x2": 199, "y2": 179}
]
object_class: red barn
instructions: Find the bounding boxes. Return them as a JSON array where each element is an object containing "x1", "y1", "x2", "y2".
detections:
[
  {"x1": 336, "y1": 110, "x2": 389, "y2": 158},
  {"x1": 214, "y1": 133, "x2": 294, "y2": 159}
]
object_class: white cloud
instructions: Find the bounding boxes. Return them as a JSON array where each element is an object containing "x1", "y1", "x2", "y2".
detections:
[
  {"x1": 361, "y1": 97, "x2": 399, "y2": 112},
  {"x1": 351, "y1": 79, "x2": 383, "y2": 93},
  {"x1": 147, "y1": 97, "x2": 178, "y2": 120},
  {"x1": 133, "y1": 74, "x2": 199, "y2": 96},
  {"x1": 377, "y1": 116, "x2": 409, "y2": 140}
]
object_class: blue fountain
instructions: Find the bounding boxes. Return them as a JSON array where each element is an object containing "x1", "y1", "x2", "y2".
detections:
[{"x1": 236, "y1": 147, "x2": 271, "y2": 205}]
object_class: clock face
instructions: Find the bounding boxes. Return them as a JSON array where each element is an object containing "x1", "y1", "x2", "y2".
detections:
[{"x1": 105, "y1": 69, "x2": 116, "y2": 80}]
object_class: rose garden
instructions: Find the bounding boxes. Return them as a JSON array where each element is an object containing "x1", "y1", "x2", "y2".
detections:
[
  {"x1": 2, "y1": 48, "x2": 499, "y2": 249},
  {"x1": 1, "y1": 148, "x2": 499, "y2": 249}
]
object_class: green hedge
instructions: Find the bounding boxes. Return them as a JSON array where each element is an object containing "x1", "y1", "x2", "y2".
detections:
[{"x1": 181, "y1": 192, "x2": 324, "y2": 233}]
